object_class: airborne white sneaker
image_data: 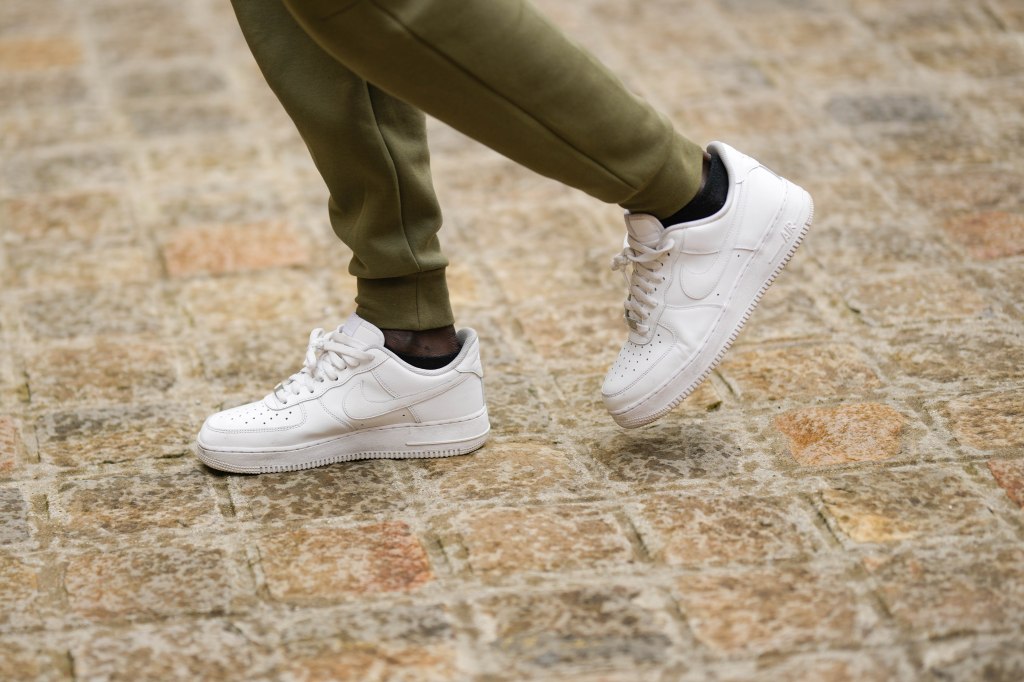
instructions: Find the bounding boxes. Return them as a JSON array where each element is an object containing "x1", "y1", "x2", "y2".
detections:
[
  {"x1": 602, "y1": 141, "x2": 814, "y2": 428},
  {"x1": 195, "y1": 313, "x2": 489, "y2": 473}
]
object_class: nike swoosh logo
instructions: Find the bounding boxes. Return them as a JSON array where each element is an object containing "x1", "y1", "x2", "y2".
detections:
[
  {"x1": 678, "y1": 213, "x2": 741, "y2": 301},
  {"x1": 342, "y1": 376, "x2": 463, "y2": 421}
]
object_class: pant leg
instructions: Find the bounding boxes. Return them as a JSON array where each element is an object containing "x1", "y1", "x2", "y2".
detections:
[
  {"x1": 280, "y1": 0, "x2": 705, "y2": 218},
  {"x1": 231, "y1": 0, "x2": 454, "y2": 330}
]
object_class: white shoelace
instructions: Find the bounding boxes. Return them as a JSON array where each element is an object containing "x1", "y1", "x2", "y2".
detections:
[
  {"x1": 273, "y1": 328, "x2": 374, "y2": 404},
  {"x1": 611, "y1": 238, "x2": 676, "y2": 335}
]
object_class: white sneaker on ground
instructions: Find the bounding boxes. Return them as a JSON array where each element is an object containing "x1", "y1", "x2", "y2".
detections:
[
  {"x1": 602, "y1": 141, "x2": 814, "y2": 428},
  {"x1": 195, "y1": 313, "x2": 489, "y2": 473}
]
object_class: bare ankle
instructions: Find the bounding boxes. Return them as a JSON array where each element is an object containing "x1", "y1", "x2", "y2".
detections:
[{"x1": 381, "y1": 325, "x2": 460, "y2": 357}]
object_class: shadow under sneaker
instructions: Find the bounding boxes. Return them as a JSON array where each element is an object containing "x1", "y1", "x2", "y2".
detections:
[
  {"x1": 195, "y1": 314, "x2": 489, "y2": 473},
  {"x1": 602, "y1": 141, "x2": 815, "y2": 428}
]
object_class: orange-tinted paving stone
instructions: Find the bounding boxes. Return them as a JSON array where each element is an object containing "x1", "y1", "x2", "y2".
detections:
[
  {"x1": 945, "y1": 390, "x2": 1024, "y2": 450},
  {"x1": 630, "y1": 493, "x2": 818, "y2": 565},
  {"x1": 65, "y1": 546, "x2": 236, "y2": 621},
  {"x1": 988, "y1": 459, "x2": 1024, "y2": 509},
  {"x1": 674, "y1": 566, "x2": 878, "y2": 654},
  {"x1": 944, "y1": 211, "x2": 1024, "y2": 260},
  {"x1": 162, "y1": 222, "x2": 309, "y2": 278},
  {"x1": 774, "y1": 403, "x2": 905, "y2": 466},
  {"x1": 0, "y1": 38, "x2": 82, "y2": 70},
  {"x1": 259, "y1": 523, "x2": 433, "y2": 604},
  {"x1": 455, "y1": 505, "x2": 634, "y2": 576}
]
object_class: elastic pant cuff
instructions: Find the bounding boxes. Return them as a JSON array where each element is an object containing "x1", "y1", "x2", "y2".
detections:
[
  {"x1": 620, "y1": 134, "x2": 706, "y2": 219},
  {"x1": 356, "y1": 268, "x2": 455, "y2": 330}
]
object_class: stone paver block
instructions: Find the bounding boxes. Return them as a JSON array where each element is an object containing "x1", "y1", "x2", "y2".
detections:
[
  {"x1": 259, "y1": 523, "x2": 432, "y2": 604},
  {"x1": 987, "y1": 459, "x2": 1024, "y2": 509},
  {"x1": 989, "y1": 0, "x2": 1024, "y2": 30},
  {"x1": 864, "y1": 546, "x2": 1024, "y2": 637},
  {"x1": 64, "y1": 546, "x2": 236, "y2": 621},
  {"x1": 279, "y1": 600, "x2": 454, "y2": 646},
  {"x1": 142, "y1": 138, "x2": 264, "y2": 185},
  {"x1": 282, "y1": 643, "x2": 456, "y2": 682},
  {"x1": 844, "y1": 271, "x2": 990, "y2": 325},
  {"x1": 945, "y1": 390, "x2": 1024, "y2": 450},
  {"x1": 19, "y1": 284, "x2": 168, "y2": 339},
  {"x1": 0, "y1": 488, "x2": 30, "y2": 546},
  {"x1": 826, "y1": 93, "x2": 948, "y2": 126},
  {"x1": 812, "y1": 212, "x2": 958, "y2": 274},
  {"x1": 6, "y1": 243, "x2": 159, "y2": 292},
  {"x1": 821, "y1": 468, "x2": 998, "y2": 544},
  {"x1": 113, "y1": 63, "x2": 227, "y2": 100},
  {"x1": 0, "y1": 66, "x2": 87, "y2": 104},
  {"x1": 909, "y1": 37, "x2": 1024, "y2": 79},
  {"x1": 944, "y1": 211, "x2": 1024, "y2": 260},
  {"x1": 0, "y1": 417, "x2": 21, "y2": 475},
  {"x1": 922, "y1": 636, "x2": 1024, "y2": 682},
  {"x1": 709, "y1": 649, "x2": 913, "y2": 682},
  {"x1": 481, "y1": 371, "x2": 554, "y2": 437},
  {"x1": 4, "y1": 149, "x2": 132, "y2": 195},
  {"x1": 0, "y1": 190, "x2": 130, "y2": 244},
  {"x1": 474, "y1": 586, "x2": 676, "y2": 673},
  {"x1": 516, "y1": 297, "x2": 624, "y2": 375},
  {"x1": 231, "y1": 461, "x2": 409, "y2": 523},
  {"x1": 35, "y1": 404, "x2": 196, "y2": 467},
  {"x1": 630, "y1": 494, "x2": 818, "y2": 566},
  {"x1": 774, "y1": 403, "x2": 906, "y2": 466},
  {"x1": 865, "y1": 121, "x2": 998, "y2": 168},
  {"x1": 736, "y1": 271, "x2": 833, "y2": 345},
  {"x1": 413, "y1": 442, "x2": 589, "y2": 504},
  {"x1": 26, "y1": 341, "x2": 179, "y2": 407},
  {"x1": 56, "y1": 470, "x2": 219, "y2": 534},
  {"x1": 885, "y1": 326, "x2": 1024, "y2": 387},
  {"x1": 178, "y1": 270, "x2": 326, "y2": 327},
  {"x1": 192, "y1": 329, "x2": 301, "y2": 398},
  {"x1": 901, "y1": 169, "x2": 1023, "y2": 215},
  {"x1": 155, "y1": 185, "x2": 287, "y2": 230},
  {"x1": 0, "y1": 639, "x2": 67, "y2": 682},
  {"x1": 590, "y1": 419, "x2": 751, "y2": 486},
  {"x1": 0, "y1": 554, "x2": 41, "y2": 631},
  {"x1": 850, "y1": 0, "x2": 1001, "y2": 42},
  {"x1": 455, "y1": 505, "x2": 634, "y2": 576},
  {"x1": 0, "y1": 38, "x2": 82, "y2": 70},
  {"x1": 722, "y1": 344, "x2": 881, "y2": 403},
  {"x1": 162, "y1": 222, "x2": 309, "y2": 278},
  {"x1": 72, "y1": 620, "x2": 262, "y2": 681},
  {"x1": 92, "y1": 21, "x2": 213, "y2": 68},
  {"x1": 734, "y1": 13, "x2": 861, "y2": 56},
  {"x1": 1, "y1": 107, "x2": 118, "y2": 152},
  {"x1": 674, "y1": 566, "x2": 878, "y2": 655},
  {"x1": 126, "y1": 101, "x2": 243, "y2": 137}
]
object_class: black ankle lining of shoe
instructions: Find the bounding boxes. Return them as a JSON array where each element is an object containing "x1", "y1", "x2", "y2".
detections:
[
  {"x1": 660, "y1": 150, "x2": 728, "y2": 226},
  {"x1": 393, "y1": 349, "x2": 460, "y2": 370}
]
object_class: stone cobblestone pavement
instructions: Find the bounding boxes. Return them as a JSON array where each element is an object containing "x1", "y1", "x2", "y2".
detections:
[{"x1": 2, "y1": 0, "x2": 1023, "y2": 680}]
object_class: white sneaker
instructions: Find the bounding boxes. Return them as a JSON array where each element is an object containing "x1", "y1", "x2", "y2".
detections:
[
  {"x1": 602, "y1": 141, "x2": 814, "y2": 428},
  {"x1": 195, "y1": 314, "x2": 489, "y2": 473}
]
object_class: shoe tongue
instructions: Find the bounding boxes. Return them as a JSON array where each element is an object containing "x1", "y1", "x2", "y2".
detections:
[
  {"x1": 624, "y1": 213, "x2": 665, "y2": 247},
  {"x1": 339, "y1": 313, "x2": 385, "y2": 347}
]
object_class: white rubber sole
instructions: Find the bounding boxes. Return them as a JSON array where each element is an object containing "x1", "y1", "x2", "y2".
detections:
[
  {"x1": 611, "y1": 188, "x2": 815, "y2": 428},
  {"x1": 195, "y1": 408, "x2": 490, "y2": 474}
]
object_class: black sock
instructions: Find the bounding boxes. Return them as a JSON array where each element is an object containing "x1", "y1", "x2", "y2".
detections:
[
  {"x1": 659, "y1": 151, "x2": 728, "y2": 227},
  {"x1": 392, "y1": 348, "x2": 461, "y2": 370}
]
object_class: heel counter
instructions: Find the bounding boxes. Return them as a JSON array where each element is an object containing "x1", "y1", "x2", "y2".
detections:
[{"x1": 456, "y1": 333, "x2": 484, "y2": 379}]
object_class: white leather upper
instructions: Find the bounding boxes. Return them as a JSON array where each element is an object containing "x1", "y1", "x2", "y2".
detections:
[
  {"x1": 603, "y1": 141, "x2": 792, "y2": 412},
  {"x1": 198, "y1": 314, "x2": 486, "y2": 451}
]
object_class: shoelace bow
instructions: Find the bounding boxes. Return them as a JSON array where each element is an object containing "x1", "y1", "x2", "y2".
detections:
[
  {"x1": 273, "y1": 328, "x2": 374, "y2": 404},
  {"x1": 611, "y1": 237, "x2": 676, "y2": 335}
]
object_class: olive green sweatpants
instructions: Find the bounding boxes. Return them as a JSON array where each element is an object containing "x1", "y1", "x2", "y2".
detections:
[{"x1": 231, "y1": 0, "x2": 705, "y2": 330}]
